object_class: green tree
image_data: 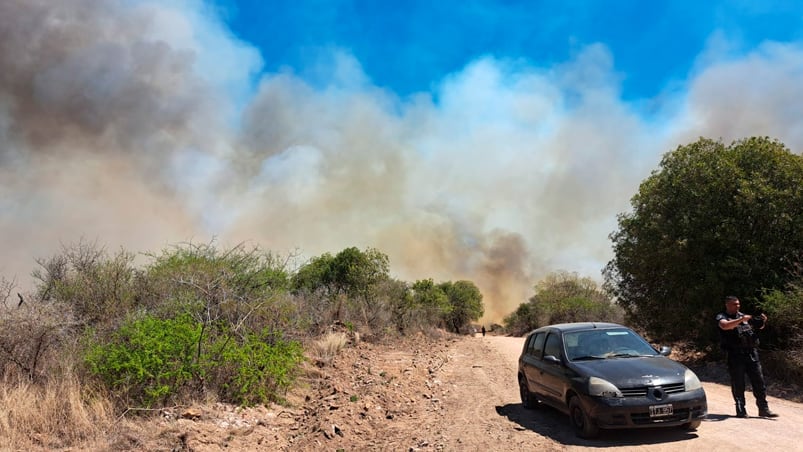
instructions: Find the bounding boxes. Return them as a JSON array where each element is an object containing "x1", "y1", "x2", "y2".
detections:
[
  {"x1": 604, "y1": 137, "x2": 803, "y2": 341},
  {"x1": 504, "y1": 271, "x2": 621, "y2": 336},
  {"x1": 439, "y1": 280, "x2": 484, "y2": 334},
  {"x1": 503, "y1": 302, "x2": 539, "y2": 337},
  {"x1": 291, "y1": 247, "x2": 392, "y2": 331},
  {"x1": 292, "y1": 247, "x2": 389, "y2": 298},
  {"x1": 395, "y1": 279, "x2": 453, "y2": 332},
  {"x1": 292, "y1": 252, "x2": 336, "y2": 296}
]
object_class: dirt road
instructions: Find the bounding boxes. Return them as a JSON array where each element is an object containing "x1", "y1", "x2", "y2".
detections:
[
  {"x1": 135, "y1": 333, "x2": 803, "y2": 451},
  {"x1": 444, "y1": 334, "x2": 803, "y2": 451}
]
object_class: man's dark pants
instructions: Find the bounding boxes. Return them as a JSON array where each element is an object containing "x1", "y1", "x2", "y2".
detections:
[{"x1": 727, "y1": 349, "x2": 769, "y2": 413}]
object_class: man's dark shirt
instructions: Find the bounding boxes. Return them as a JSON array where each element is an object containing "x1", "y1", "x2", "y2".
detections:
[{"x1": 716, "y1": 311, "x2": 762, "y2": 351}]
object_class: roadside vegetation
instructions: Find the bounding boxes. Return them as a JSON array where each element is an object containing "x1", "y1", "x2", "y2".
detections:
[
  {"x1": 506, "y1": 136, "x2": 803, "y2": 385},
  {"x1": 1, "y1": 135, "x2": 802, "y2": 449},
  {"x1": 0, "y1": 243, "x2": 483, "y2": 449},
  {"x1": 604, "y1": 136, "x2": 803, "y2": 383},
  {"x1": 503, "y1": 270, "x2": 623, "y2": 336}
]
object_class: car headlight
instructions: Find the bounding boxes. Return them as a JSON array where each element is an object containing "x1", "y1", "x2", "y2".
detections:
[
  {"x1": 588, "y1": 376, "x2": 623, "y2": 398},
  {"x1": 684, "y1": 369, "x2": 702, "y2": 391}
]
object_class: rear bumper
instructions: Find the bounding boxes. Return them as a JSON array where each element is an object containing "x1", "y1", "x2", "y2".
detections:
[{"x1": 580, "y1": 389, "x2": 707, "y2": 429}]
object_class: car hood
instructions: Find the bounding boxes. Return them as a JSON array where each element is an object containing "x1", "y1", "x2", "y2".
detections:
[{"x1": 572, "y1": 356, "x2": 688, "y2": 387}]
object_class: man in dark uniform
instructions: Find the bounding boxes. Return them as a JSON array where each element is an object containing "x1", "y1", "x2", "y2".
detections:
[{"x1": 716, "y1": 295, "x2": 779, "y2": 418}]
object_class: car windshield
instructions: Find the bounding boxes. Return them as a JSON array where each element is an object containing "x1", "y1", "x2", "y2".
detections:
[{"x1": 564, "y1": 329, "x2": 659, "y2": 361}]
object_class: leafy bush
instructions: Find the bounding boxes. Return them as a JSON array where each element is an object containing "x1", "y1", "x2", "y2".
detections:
[
  {"x1": 205, "y1": 328, "x2": 304, "y2": 406},
  {"x1": 83, "y1": 314, "x2": 201, "y2": 407},
  {"x1": 760, "y1": 279, "x2": 803, "y2": 362},
  {"x1": 84, "y1": 313, "x2": 304, "y2": 408},
  {"x1": 504, "y1": 302, "x2": 540, "y2": 337}
]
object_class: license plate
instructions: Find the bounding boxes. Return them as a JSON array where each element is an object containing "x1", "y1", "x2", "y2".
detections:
[{"x1": 649, "y1": 404, "x2": 673, "y2": 417}]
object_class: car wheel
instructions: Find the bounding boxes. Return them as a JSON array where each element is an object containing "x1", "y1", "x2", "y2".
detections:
[
  {"x1": 682, "y1": 419, "x2": 702, "y2": 430},
  {"x1": 519, "y1": 376, "x2": 538, "y2": 409},
  {"x1": 569, "y1": 396, "x2": 599, "y2": 438}
]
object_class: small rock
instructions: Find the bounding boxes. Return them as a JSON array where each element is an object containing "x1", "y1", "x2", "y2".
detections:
[{"x1": 181, "y1": 408, "x2": 202, "y2": 421}]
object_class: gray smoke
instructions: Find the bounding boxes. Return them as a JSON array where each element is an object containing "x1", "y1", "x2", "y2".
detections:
[{"x1": 2, "y1": 1, "x2": 803, "y2": 323}]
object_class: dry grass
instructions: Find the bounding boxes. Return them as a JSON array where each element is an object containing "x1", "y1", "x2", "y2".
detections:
[
  {"x1": 309, "y1": 332, "x2": 349, "y2": 367},
  {"x1": 0, "y1": 372, "x2": 115, "y2": 450}
]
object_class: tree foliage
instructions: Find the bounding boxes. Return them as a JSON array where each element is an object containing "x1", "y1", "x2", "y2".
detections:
[
  {"x1": 390, "y1": 279, "x2": 454, "y2": 333},
  {"x1": 604, "y1": 137, "x2": 803, "y2": 342},
  {"x1": 291, "y1": 247, "x2": 392, "y2": 333},
  {"x1": 505, "y1": 271, "x2": 622, "y2": 336},
  {"x1": 291, "y1": 247, "x2": 389, "y2": 299},
  {"x1": 439, "y1": 280, "x2": 484, "y2": 334}
]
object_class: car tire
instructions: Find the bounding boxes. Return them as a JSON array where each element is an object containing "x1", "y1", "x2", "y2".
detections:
[
  {"x1": 569, "y1": 396, "x2": 599, "y2": 438},
  {"x1": 519, "y1": 376, "x2": 538, "y2": 409},
  {"x1": 682, "y1": 419, "x2": 702, "y2": 430}
]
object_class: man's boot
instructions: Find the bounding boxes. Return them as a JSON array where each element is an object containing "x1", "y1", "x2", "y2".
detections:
[
  {"x1": 758, "y1": 405, "x2": 779, "y2": 418},
  {"x1": 735, "y1": 400, "x2": 748, "y2": 418},
  {"x1": 758, "y1": 408, "x2": 778, "y2": 417}
]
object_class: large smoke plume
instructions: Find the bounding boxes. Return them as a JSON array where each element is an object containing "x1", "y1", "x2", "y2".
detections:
[{"x1": 2, "y1": 1, "x2": 803, "y2": 322}]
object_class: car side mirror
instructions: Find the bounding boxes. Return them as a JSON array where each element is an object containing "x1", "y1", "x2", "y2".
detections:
[
  {"x1": 543, "y1": 355, "x2": 562, "y2": 365},
  {"x1": 658, "y1": 346, "x2": 671, "y2": 356}
]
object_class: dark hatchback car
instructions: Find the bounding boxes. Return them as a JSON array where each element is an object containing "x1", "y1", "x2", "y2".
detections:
[{"x1": 517, "y1": 322, "x2": 707, "y2": 438}]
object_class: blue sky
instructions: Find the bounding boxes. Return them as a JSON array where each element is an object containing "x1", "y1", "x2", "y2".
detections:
[
  {"x1": 3, "y1": 0, "x2": 803, "y2": 320},
  {"x1": 215, "y1": 0, "x2": 803, "y2": 101}
]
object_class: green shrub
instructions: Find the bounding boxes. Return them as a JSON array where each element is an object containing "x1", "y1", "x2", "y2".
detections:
[
  {"x1": 84, "y1": 313, "x2": 304, "y2": 408},
  {"x1": 83, "y1": 314, "x2": 201, "y2": 407},
  {"x1": 206, "y1": 329, "x2": 304, "y2": 406}
]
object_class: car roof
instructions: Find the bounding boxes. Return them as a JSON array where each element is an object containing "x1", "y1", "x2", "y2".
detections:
[{"x1": 526, "y1": 322, "x2": 626, "y2": 335}]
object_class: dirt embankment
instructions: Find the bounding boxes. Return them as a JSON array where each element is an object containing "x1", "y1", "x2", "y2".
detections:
[{"x1": 110, "y1": 333, "x2": 803, "y2": 451}]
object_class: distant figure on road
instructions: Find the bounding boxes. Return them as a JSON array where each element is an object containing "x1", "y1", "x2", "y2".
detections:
[{"x1": 481, "y1": 326, "x2": 486, "y2": 337}]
